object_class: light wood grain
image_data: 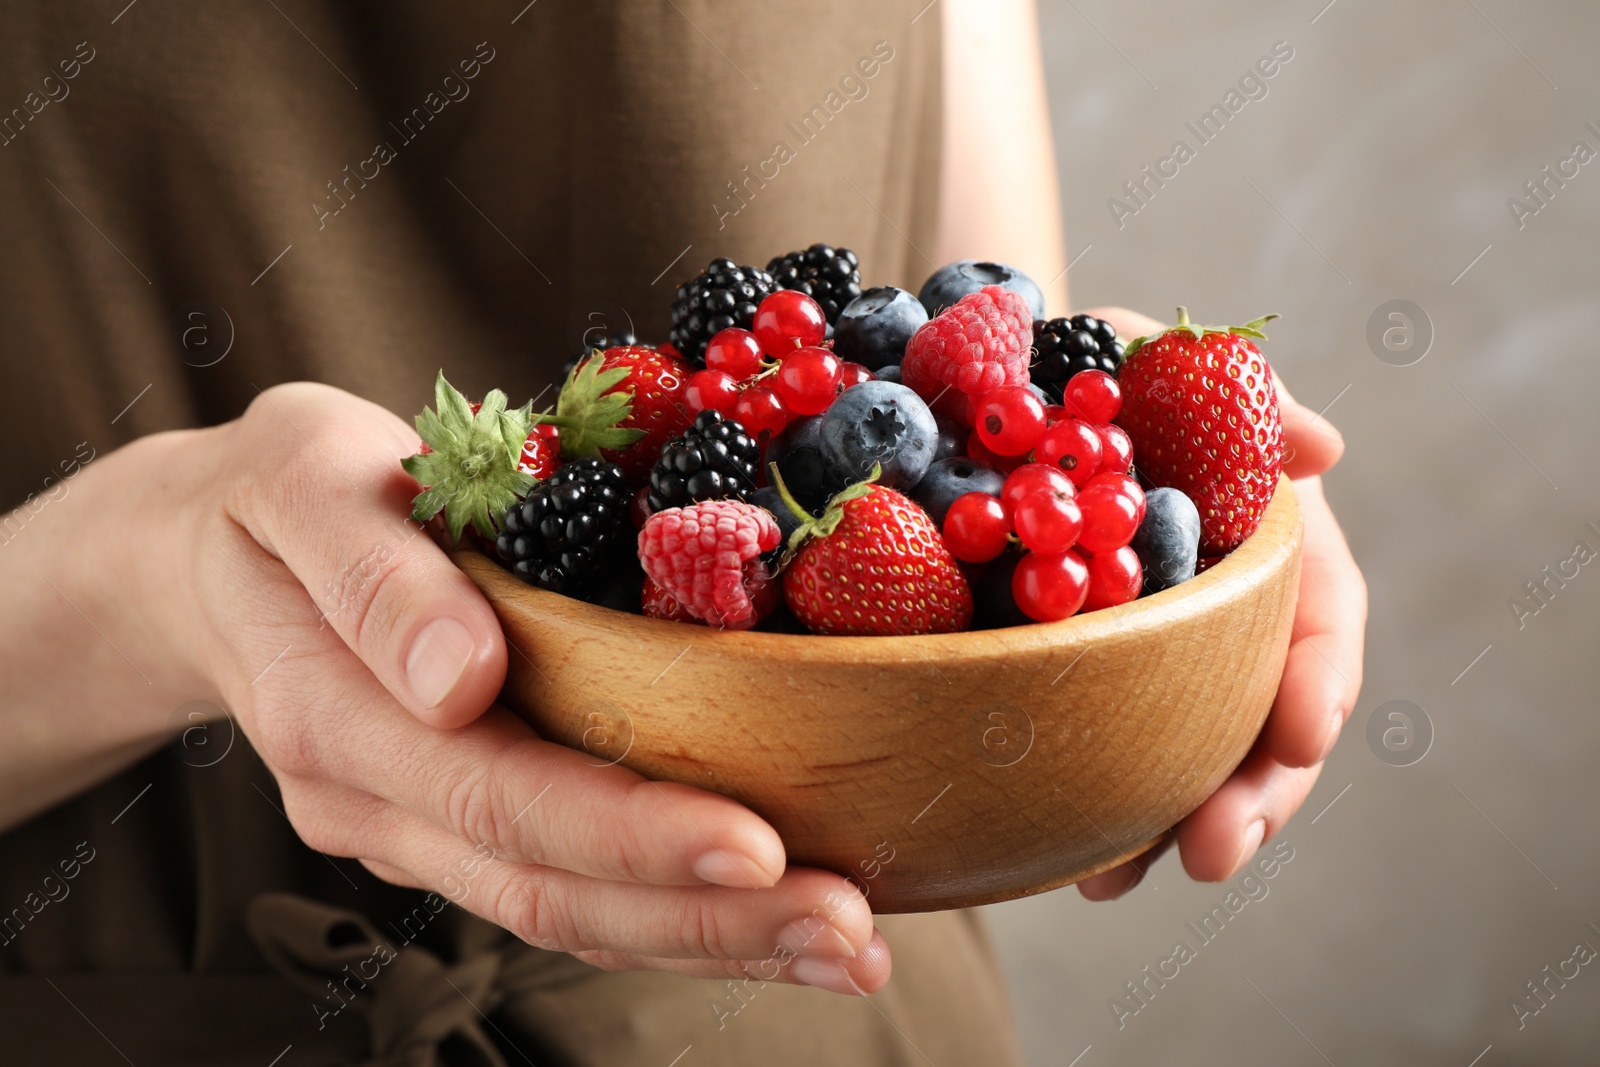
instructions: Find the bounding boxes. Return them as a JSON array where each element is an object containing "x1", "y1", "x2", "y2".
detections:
[{"x1": 456, "y1": 476, "x2": 1303, "y2": 913}]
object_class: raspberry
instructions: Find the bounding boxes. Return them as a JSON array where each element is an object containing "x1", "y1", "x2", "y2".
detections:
[
  {"x1": 637, "y1": 500, "x2": 781, "y2": 629},
  {"x1": 902, "y1": 286, "x2": 1033, "y2": 423},
  {"x1": 642, "y1": 577, "x2": 702, "y2": 625}
]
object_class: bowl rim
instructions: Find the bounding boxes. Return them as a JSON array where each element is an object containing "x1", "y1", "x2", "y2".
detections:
[{"x1": 459, "y1": 475, "x2": 1302, "y2": 666}]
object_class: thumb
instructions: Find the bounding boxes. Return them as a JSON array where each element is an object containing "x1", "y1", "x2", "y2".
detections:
[
  {"x1": 232, "y1": 383, "x2": 507, "y2": 729},
  {"x1": 1273, "y1": 377, "x2": 1345, "y2": 480}
]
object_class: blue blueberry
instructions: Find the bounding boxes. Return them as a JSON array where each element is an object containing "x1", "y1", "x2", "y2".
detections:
[
  {"x1": 932, "y1": 415, "x2": 968, "y2": 463},
  {"x1": 818, "y1": 381, "x2": 938, "y2": 491},
  {"x1": 750, "y1": 486, "x2": 806, "y2": 547},
  {"x1": 918, "y1": 260, "x2": 1046, "y2": 319},
  {"x1": 767, "y1": 415, "x2": 846, "y2": 513},
  {"x1": 910, "y1": 455, "x2": 1005, "y2": 528},
  {"x1": 832, "y1": 287, "x2": 929, "y2": 370},
  {"x1": 1131, "y1": 487, "x2": 1201, "y2": 594},
  {"x1": 971, "y1": 549, "x2": 1031, "y2": 630}
]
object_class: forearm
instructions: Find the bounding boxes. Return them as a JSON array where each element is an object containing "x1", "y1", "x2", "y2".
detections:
[
  {"x1": 937, "y1": 0, "x2": 1069, "y2": 313},
  {"x1": 0, "y1": 430, "x2": 215, "y2": 829}
]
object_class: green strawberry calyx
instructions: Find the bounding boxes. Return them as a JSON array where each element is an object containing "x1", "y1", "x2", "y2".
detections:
[
  {"x1": 401, "y1": 372, "x2": 536, "y2": 544},
  {"x1": 1123, "y1": 307, "x2": 1280, "y2": 360},
  {"x1": 530, "y1": 351, "x2": 648, "y2": 459},
  {"x1": 768, "y1": 463, "x2": 882, "y2": 560}
]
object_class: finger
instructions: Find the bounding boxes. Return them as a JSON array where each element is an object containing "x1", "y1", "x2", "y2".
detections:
[
  {"x1": 1275, "y1": 379, "x2": 1345, "y2": 480},
  {"x1": 1175, "y1": 749, "x2": 1323, "y2": 882},
  {"x1": 215, "y1": 530, "x2": 788, "y2": 890},
  {"x1": 1076, "y1": 834, "x2": 1174, "y2": 902},
  {"x1": 570, "y1": 929, "x2": 894, "y2": 996},
  {"x1": 350, "y1": 806, "x2": 875, "y2": 963},
  {"x1": 359, "y1": 857, "x2": 426, "y2": 889},
  {"x1": 230, "y1": 382, "x2": 505, "y2": 729},
  {"x1": 1258, "y1": 477, "x2": 1368, "y2": 768}
]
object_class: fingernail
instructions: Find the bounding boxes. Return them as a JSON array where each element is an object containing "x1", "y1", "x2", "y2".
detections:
[
  {"x1": 406, "y1": 618, "x2": 476, "y2": 709},
  {"x1": 1322, "y1": 707, "x2": 1345, "y2": 761},
  {"x1": 778, "y1": 917, "x2": 858, "y2": 960},
  {"x1": 692, "y1": 849, "x2": 775, "y2": 889},
  {"x1": 788, "y1": 957, "x2": 863, "y2": 995},
  {"x1": 1235, "y1": 818, "x2": 1267, "y2": 875}
]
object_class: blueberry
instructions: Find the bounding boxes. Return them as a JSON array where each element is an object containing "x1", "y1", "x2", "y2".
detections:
[
  {"x1": 1131, "y1": 487, "x2": 1201, "y2": 594},
  {"x1": 750, "y1": 486, "x2": 806, "y2": 547},
  {"x1": 818, "y1": 381, "x2": 938, "y2": 491},
  {"x1": 932, "y1": 415, "x2": 968, "y2": 463},
  {"x1": 917, "y1": 260, "x2": 1046, "y2": 319},
  {"x1": 833, "y1": 287, "x2": 929, "y2": 370},
  {"x1": 874, "y1": 364, "x2": 901, "y2": 384},
  {"x1": 910, "y1": 455, "x2": 1005, "y2": 528},
  {"x1": 766, "y1": 415, "x2": 845, "y2": 514},
  {"x1": 972, "y1": 549, "x2": 1031, "y2": 629}
]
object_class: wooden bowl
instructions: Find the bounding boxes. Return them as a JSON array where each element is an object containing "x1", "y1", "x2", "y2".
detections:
[{"x1": 457, "y1": 476, "x2": 1302, "y2": 913}]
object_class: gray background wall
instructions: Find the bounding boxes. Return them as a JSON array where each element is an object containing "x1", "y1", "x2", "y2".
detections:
[{"x1": 981, "y1": 1, "x2": 1600, "y2": 1063}]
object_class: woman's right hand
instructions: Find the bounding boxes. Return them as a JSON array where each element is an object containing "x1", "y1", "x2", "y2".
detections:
[{"x1": 6, "y1": 382, "x2": 887, "y2": 995}]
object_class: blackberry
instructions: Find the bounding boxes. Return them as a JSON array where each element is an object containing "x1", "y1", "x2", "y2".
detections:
[
  {"x1": 667, "y1": 257, "x2": 777, "y2": 364},
  {"x1": 1030, "y1": 314, "x2": 1124, "y2": 402},
  {"x1": 647, "y1": 410, "x2": 760, "y2": 512},
  {"x1": 766, "y1": 243, "x2": 863, "y2": 324},
  {"x1": 497, "y1": 459, "x2": 630, "y2": 595}
]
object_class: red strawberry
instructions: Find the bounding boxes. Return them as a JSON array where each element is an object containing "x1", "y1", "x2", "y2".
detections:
[
  {"x1": 1115, "y1": 308, "x2": 1283, "y2": 554},
  {"x1": 901, "y1": 286, "x2": 1032, "y2": 424},
  {"x1": 780, "y1": 479, "x2": 973, "y2": 636},
  {"x1": 542, "y1": 347, "x2": 692, "y2": 486}
]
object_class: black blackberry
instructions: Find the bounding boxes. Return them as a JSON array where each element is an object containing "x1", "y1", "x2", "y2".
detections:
[
  {"x1": 497, "y1": 459, "x2": 630, "y2": 595},
  {"x1": 667, "y1": 257, "x2": 777, "y2": 364},
  {"x1": 647, "y1": 410, "x2": 760, "y2": 512},
  {"x1": 766, "y1": 243, "x2": 863, "y2": 324},
  {"x1": 1030, "y1": 314, "x2": 1124, "y2": 402}
]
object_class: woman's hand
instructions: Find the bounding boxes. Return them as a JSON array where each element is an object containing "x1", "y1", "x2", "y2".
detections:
[
  {"x1": 1070, "y1": 308, "x2": 1368, "y2": 899},
  {"x1": 2, "y1": 383, "x2": 887, "y2": 994}
]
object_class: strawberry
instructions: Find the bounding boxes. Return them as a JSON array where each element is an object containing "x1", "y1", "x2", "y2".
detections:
[
  {"x1": 403, "y1": 373, "x2": 537, "y2": 543},
  {"x1": 542, "y1": 346, "x2": 691, "y2": 485},
  {"x1": 776, "y1": 472, "x2": 973, "y2": 636},
  {"x1": 1114, "y1": 308, "x2": 1283, "y2": 554}
]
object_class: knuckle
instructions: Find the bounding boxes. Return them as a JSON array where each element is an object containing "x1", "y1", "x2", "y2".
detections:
[
  {"x1": 494, "y1": 872, "x2": 570, "y2": 951},
  {"x1": 246, "y1": 692, "x2": 322, "y2": 778},
  {"x1": 677, "y1": 898, "x2": 731, "y2": 959},
  {"x1": 437, "y1": 755, "x2": 530, "y2": 862}
]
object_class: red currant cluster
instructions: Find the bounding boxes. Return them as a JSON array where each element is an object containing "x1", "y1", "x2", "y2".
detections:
[
  {"x1": 941, "y1": 371, "x2": 1146, "y2": 622},
  {"x1": 684, "y1": 290, "x2": 874, "y2": 440}
]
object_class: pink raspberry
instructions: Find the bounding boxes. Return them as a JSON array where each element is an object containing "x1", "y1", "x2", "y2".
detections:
[
  {"x1": 637, "y1": 500, "x2": 781, "y2": 629},
  {"x1": 901, "y1": 286, "x2": 1033, "y2": 423}
]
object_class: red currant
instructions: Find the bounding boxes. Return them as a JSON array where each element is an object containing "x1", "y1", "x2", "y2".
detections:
[
  {"x1": 1012, "y1": 489, "x2": 1083, "y2": 555},
  {"x1": 1013, "y1": 549, "x2": 1089, "y2": 622},
  {"x1": 836, "y1": 361, "x2": 875, "y2": 392},
  {"x1": 752, "y1": 290, "x2": 826, "y2": 354},
  {"x1": 734, "y1": 384, "x2": 793, "y2": 440},
  {"x1": 973, "y1": 386, "x2": 1048, "y2": 456},
  {"x1": 1086, "y1": 471, "x2": 1146, "y2": 524},
  {"x1": 1096, "y1": 422, "x2": 1133, "y2": 474},
  {"x1": 773, "y1": 346, "x2": 841, "y2": 416},
  {"x1": 1062, "y1": 370, "x2": 1122, "y2": 423},
  {"x1": 1081, "y1": 545, "x2": 1143, "y2": 611},
  {"x1": 705, "y1": 328, "x2": 766, "y2": 379},
  {"x1": 684, "y1": 369, "x2": 741, "y2": 415},
  {"x1": 943, "y1": 492, "x2": 1012, "y2": 563},
  {"x1": 1076, "y1": 484, "x2": 1140, "y2": 553},
  {"x1": 1044, "y1": 404, "x2": 1070, "y2": 424},
  {"x1": 1034, "y1": 417, "x2": 1103, "y2": 486},
  {"x1": 1000, "y1": 463, "x2": 1075, "y2": 515}
]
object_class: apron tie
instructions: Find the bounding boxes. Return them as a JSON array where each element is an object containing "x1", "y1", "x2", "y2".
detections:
[{"x1": 246, "y1": 892, "x2": 515, "y2": 1067}]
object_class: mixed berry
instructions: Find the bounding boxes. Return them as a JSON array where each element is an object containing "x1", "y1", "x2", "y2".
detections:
[{"x1": 403, "y1": 249, "x2": 1284, "y2": 636}]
